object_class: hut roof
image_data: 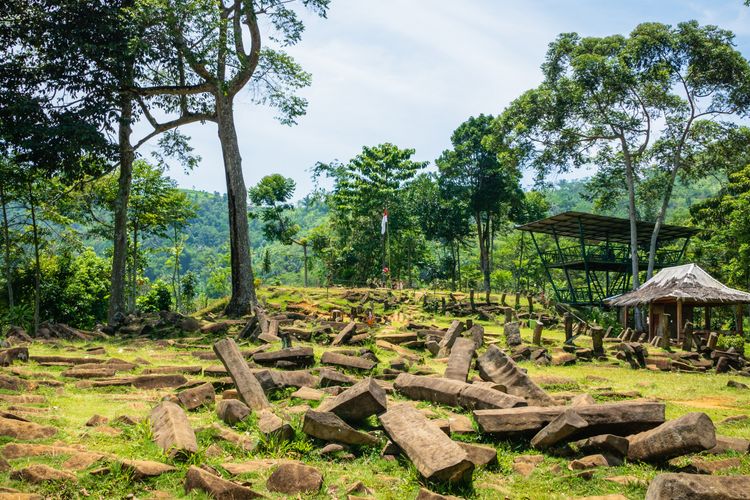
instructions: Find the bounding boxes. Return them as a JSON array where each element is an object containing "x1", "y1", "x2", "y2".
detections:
[{"x1": 605, "y1": 264, "x2": 750, "y2": 307}]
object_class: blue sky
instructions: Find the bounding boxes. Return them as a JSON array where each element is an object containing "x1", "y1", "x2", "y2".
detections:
[{"x1": 136, "y1": 0, "x2": 750, "y2": 199}]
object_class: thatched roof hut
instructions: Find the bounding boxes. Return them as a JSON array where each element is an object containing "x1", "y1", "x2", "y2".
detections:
[
  {"x1": 605, "y1": 264, "x2": 750, "y2": 307},
  {"x1": 605, "y1": 264, "x2": 750, "y2": 341}
]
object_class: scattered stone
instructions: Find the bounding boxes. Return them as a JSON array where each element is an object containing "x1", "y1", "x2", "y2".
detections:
[
  {"x1": 184, "y1": 465, "x2": 262, "y2": 499},
  {"x1": 0, "y1": 416, "x2": 57, "y2": 439},
  {"x1": 504, "y1": 322, "x2": 522, "y2": 347},
  {"x1": 321, "y1": 351, "x2": 375, "y2": 372},
  {"x1": 394, "y1": 373, "x2": 525, "y2": 410},
  {"x1": 216, "y1": 399, "x2": 251, "y2": 425},
  {"x1": 61, "y1": 367, "x2": 116, "y2": 379},
  {"x1": 645, "y1": 473, "x2": 750, "y2": 500},
  {"x1": 302, "y1": 410, "x2": 378, "y2": 446},
  {"x1": 85, "y1": 414, "x2": 109, "y2": 427},
  {"x1": 318, "y1": 368, "x2": 355, "y2": 387},
  {"x1": 257, "y1": 409, "x2": 294, "y2": 442},
  {"x1": 149, "y1": 401, "x2": 198, "y2": 459},
  {"x1": 571, "y1": 434, "x2": 629, "y2": 458},
  {"x1": 690, "y1": 457, "x2": 741, "y2": 474},
  {"x1": 477, "y1": 345, "x2": 555, "y2": 406},
  {"x1": 416, "y1": 487, "x2": 463, "y2": 500},
  {"x1": 727, "y1": 380, "x2": 749, "y2": 390},
  {"x1": 568, "y1": 454, "x2": 612, "y2": 470},
  {"x1": 266, "y1": 462, "x2": 323, "y2": 495},
  {"x1": 437, "y1": 320, "x2": 464, "y2": 357},
  {"x1": 531, "y1": 409, "x2": 588, "y2": 449},
  {"x1": 291, "y1": 386, "x2": 326, "y2": 401},
  {"x1": 213, "y1": 338, "x2": 270, "y2": 411},
  {"x1": 10, "y1": 464, "x2": 77, "y2": 483},
  {"x1": 318, "y1": 443, "x2": 346, "y2": 455},
  {"x1": 720, "y1": 414, "x2": 749, "y2": 425},
  {"x1": 707, "y1": 435, "x2": 750, "y2": 454},
  {"x1": 444, "y1": 337, "x2": 476, "y2": 382},
  {"x1": 142, "y1": 365, "x2": 202, "y2": 375},
  {"x1": 604, "y1": 475, "x2": 646, "y2": 487},
  {"x1": 447, "y1": 413, "x2": 474, "y2": 434},
  {"x1": 456, "y1": 441, "x2": 497, "y2": 468},
  {"x1": 627, "y1": 412, "x2": 716, "y2": 462},
  {"x1": 177, "y1": 382, "x2": 215, "y2": 410},
  {"x1": 253, "y1": 347, "x2": 314, "y2": 367},
  {"x1": 379, "y1": 404, "x2": 473, "y2": 483},
  {"x1": 132, "y1": 374, "x2": 188, "y2": 389},
  {"x1": 474, "y1": 401, "x2": 665, "y2": 436},
  {"x1": 318, "y1": 377, "x2": 387, "y2": 423},
  {"x1": 570, "y1": 394, "x2": 596, "y2": 406},
  {"x1": 332, "y1": 322, "x2": 357, "y2": 346}
]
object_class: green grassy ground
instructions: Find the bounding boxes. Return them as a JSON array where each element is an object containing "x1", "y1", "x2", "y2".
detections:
[{"x1": 1, "y1": 287, "x2": 749, "y2": 499}]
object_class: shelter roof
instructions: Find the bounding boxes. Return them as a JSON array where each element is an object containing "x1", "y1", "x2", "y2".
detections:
[
  {"x1": 516, "y1": 211, "x2": 699, "y2": 245},
  {"x1": 605, "y1": 264, "x2": 750, "y2": 306}
]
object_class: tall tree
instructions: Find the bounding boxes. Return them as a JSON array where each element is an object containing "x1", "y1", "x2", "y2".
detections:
[
  {"x1": 498, "y1": 32, "x2": 659, "y2": 329},
  {"x1": 438, "y1": 114, "x2": 524, "y2": 294},
  {"x1": 314, "y1": 144, "x2": 427, "y2": 283},
  {"x1": 250, "y1": 174, "x2": 310, "y2": 286},
  {"x1": 630, "y1": 22, "x2": 750, "y2": 279},
  {"x1": 139, "y1": 0, "x2": 330, "y2": 315}
]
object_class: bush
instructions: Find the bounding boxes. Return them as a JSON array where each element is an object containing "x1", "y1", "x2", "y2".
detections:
[
  {"x1": 137, "y1": 280, "x2": 172, "y2": 312},
  {"x1": 717, "y1": 334, "x2": 745, "y2": 352}
]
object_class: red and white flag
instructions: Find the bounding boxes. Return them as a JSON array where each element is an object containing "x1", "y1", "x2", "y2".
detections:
[{"x1": 381, "y1": 208, "x2": 388, "y2": 235}]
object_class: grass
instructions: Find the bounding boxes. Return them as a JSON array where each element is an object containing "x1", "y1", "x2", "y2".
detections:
[{"x1": 2, "y1": 286, "x2": 750, "y2": 498}]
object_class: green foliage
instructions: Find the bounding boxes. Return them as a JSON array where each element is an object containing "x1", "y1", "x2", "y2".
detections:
[
  {"x1": 136, "y1": 279, "x2": 172, "y2": 312},
  {"x1": 180, "y1": 271, "x2": 198, "y2": 312},
  {"x1": 717, "y1": 334, "x2": 745, "y2": 352}
]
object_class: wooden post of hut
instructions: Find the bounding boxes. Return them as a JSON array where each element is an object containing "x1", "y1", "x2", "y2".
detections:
[{"x1": 676, "y1": 299, "x2": 684, "y2": 343}]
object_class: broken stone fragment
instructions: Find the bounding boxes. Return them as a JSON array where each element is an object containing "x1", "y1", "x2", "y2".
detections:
[
  {"x1": 266, "y1": 462, "x2": 323, "y2": 495},
  {"x1": 150, "y1": 401, "x2": 198, "y2": 459},
  {"x1": 302, "y1": 410, "x2": 378, "y2": 446},
  {"x1": 216, "y1": 399, "x2": 251, "y2": 426},
  {"x1": 317, "y1": 377, "x2": 387, "y2": 423},
  {"x1": 177, "y1": 382, "x2": 215, "y2": 410},
  {"x1": 184, "y1": 465, "x2": 262, "y2": 498},
  {"x1": 645, "y1": 473, "x2": 750, "y2": 500},
  {"x1": 627, "y1": 412, "x2": 716, "y2": 462}
]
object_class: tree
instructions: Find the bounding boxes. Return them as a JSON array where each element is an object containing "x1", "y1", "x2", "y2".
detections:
[
  {"x1": 499, "y1": 31, "x2": 660, "y2": 329},
  {"x1": 314, "y1": 144, "x2": 427, "y2": 283},
  {"x1": 631, "y1": 22, "x2": 750, "y2": 279},
  {"x1": 406, "y1": 173, "x2": 472, "y2": 289},
  {"x1": 138, "y1": 0, "x2": 330, "y2": 315},
  {"x1": 82, "y1": 160, "x2": 196, "y2": 310},
  {"x1": 439, "y1": 114, "x2": 524, "y2": 294},
  {"x1": 250, "y1": 174, "x2": 309, "y2": 286}
]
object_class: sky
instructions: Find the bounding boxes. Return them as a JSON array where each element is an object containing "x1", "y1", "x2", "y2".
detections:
[{"x1": 135, "y1": 0, "x2": 750, "y2": 199}]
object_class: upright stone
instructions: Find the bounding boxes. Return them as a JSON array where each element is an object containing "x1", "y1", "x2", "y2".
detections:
[
  {"x1": 379, "y1": 404, "x2": 474, "y2": 483},
  {"x1": 149, "y1": 401, "x2": 198, "y2": 459},
  {"x1": 504, "y1": 322, "x2": 522, "y2": 347},
  {"x1": 564, "y1": 313, "x2": 573, "y2": 341},
  {"x1": 530, "y1": 409, "x2": 588, "y2": 449},
  {"x1": 591, "y1": 326, "x2": 605, "y2": 356},
  {"x1": 213, "y1": 338, "x2": 270, "y2": 410},
  {"x1": 646, "y1": 473, "x2": 750, "y2": 500},
  {"x1": 467, "y1": 324, "x2": 484, "y2": 349},
  {"x1": 444, "y1": 338, "x2": 476, "y2": 382},
  {"x1": 628, "y1": 412, "x2": 716, "y2": 462},
  {"x1": 317, "y1": 377, "x2": 387, "y2": 423},
  {"x1": 477, "y1": 345, "x2": 555, "y2": 406},
  {"x1": 437, "y1": 321, "x2": 464, "y2": 357},
  {"x1": 532, "y1": 322, "x2": 544, "y2": 346}
]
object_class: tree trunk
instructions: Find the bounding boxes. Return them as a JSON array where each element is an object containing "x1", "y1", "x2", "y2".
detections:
[
  {"x1": 28, "y1": 182, "x2": 40, "y2": 333},
  {"x1": 302, "y1": 242, "x2": 308, "y2": 288},
  {"x1": 622, "y1": 146, "x2": 643, "y2": 331},
  {"x1": 647, "y1": 164, "x2": 680, "y2": 280},
  {"x1": 216, "y1": 95, "x2": 256, "y2": 315},
  {"x1": 0, "y1": 182, "x2": 14, "y2": 308},
  {"x1": 475, "y1": 212, "x2": 491, "y2": 293},
  {"x1": 131, "y1": 221, "x2": 138, "y2": 311},
  {"x1": 108, "y1": 93, "x2": 134, "y2": 323}
]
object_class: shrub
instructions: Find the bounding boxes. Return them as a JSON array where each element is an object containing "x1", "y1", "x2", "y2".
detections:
[
  {"x1": 137, "y1": 280, "x2": 172, "y2": 312},
  {"x1": 717, "y1": 334, "x2": 745, "y2": 352}
]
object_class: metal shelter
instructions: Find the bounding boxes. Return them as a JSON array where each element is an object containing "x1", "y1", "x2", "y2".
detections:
[{"x1": 516, "y1": 211, "x2": 700, "y2": 306}]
